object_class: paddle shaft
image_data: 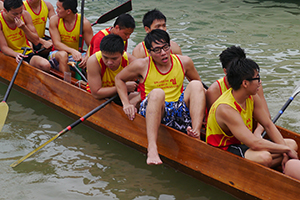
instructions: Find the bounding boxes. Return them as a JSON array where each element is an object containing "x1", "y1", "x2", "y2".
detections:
[
  {"x1": 78, "y1": 0, "x2": 85, "y2": 53},
  {"x1": 262, "y1": 89, "x2": 300, "y2": 138},
  {"x1": 10, "y1": 94, "x2": 118, "y2": 168},
  {"x1": 2, "y1": 47, "x2": 30, "y2": 102}
]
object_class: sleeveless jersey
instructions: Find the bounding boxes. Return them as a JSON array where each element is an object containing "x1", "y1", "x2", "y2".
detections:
[
  {"x1": 89, "y1": 27, "x2": 127, "y2": 56},
  {"x1": 216, "y1": 76, "x2": 229, "y2": 94},
  {"x1": 23, "y1": 0, "x2": 48, "y2": 38},
  {"x1": 206, "y1": 88, "x2": 254, "y2": 150},
  {"x1": 57, "y1": 13, "x2": 81, "y2": 50},
  {"x1": 96, "y1": 51, "x2": 129, "y2": 87},
  {"x1": 0, "y1": 12, "x2": 32, "y2": 54},
  {"x1": 139, "y1": 54, "x2": 184, "y2": 102},
  {"x1": 142, "y1": 41, "x2": 173, "y2": 57}
]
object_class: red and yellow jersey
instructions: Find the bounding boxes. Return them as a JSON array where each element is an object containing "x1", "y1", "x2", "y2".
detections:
[
  {"x1": 57, "y1": 13, "x2": 81, "y2": 50},
  {"x1": 0, "y1": 12, "x2": 32, "y2": 54},
  {"x1": 139, "y1": 54, "x2": 184, "y2": 102},
  {"x1": 216, "y1": 76, "x2": 229, "y2": 94},
  {"x1": 206, "y1": 88, "x2": 254, "y2": 150},
  {"x1": 23, "y1": 0, "x2": 48, "y2": 38}
]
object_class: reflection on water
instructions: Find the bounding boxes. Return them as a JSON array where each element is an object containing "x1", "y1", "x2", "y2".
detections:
[{"x1": 1, "y1": 0, "x2": 300, "y2": 199}]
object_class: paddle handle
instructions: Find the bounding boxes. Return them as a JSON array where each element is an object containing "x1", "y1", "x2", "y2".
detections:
[
  {"x1": 2, "y1": 47, "x2": 30, "y2": 102},
  {"x1": 78, "y1": 0, "x2": 85, "y2": 52},
  {"x1": 262, "y1": 97, "x2": 293, "y2": 138}
]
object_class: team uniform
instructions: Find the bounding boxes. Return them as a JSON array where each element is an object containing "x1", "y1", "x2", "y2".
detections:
[
  {"x1": 86, "y1": 51, "x2": 129, "y2": 92},
  {"x1": 206, "y1": 88, "x2": 254, "y2": 157},
  {"x1": 138, "y1": 54, "x2": 191, "y2": 133},
  {"x1": 0, "y1": 12, "x2": 34, "y2": 62},
  {"x1": 216, "y1": 76, "x2": 230, "y2": 94},
  {"x1": 88, "y1": 27, "x2": 128, "y2": 56},
  {"x1": 48, "y1": 13, "x2": 85, "y2": 69}
]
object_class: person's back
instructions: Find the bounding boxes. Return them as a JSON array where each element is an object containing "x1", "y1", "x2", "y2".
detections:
[
  {"x1": 132, "y1": 9, "x2": 182, "y2": 58},
  {"x1": 88, "y1": 13, "x2": 135, "y2": 56}
]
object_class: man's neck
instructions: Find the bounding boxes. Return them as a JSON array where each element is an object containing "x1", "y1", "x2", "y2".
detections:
[
  {"x1": 29, "y1": 0, "x2": 41, "y2": 8},
  {"x1": 231, "y1": 89, "x2": 249, "y2": 109},
  {"x1": 63, "y1": 13, "x2": 77, "y2": 25}
]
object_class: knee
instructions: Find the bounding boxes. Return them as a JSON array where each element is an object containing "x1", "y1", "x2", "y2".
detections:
[
  {"x1": 285, "y1": 139, "x2": 298, "y2": 151},
  {"x1": 284, "y1": 159, "x2": 300, "y2": 179},
  {"x1": 187, "y1": 80, "x2": 203, "y2": 90},
  {"x1": 258, "y1": 151, "x2": 273, "y2": 167},
  {"x1": 148, "y1": 89, "x2": 165, "y2": 102},
  {"x1": 56, "y1": 51, "x2": 68, "y2": 61}
]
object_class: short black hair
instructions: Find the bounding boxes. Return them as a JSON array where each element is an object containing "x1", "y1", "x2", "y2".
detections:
[
  {"x1": 113, "y1": 14, "x2": 135, "y2": 30},
  {"x1": 144, "y1": 29, "x2": 170, "y2": 50},
  {"x1": 100, "y1": 34, "x2": 124, "y2": 55},
  {"x1": 219, "y1": 46, "x2": 246, "y2": 69},
  {"x1": 58, "y1": 0, "x2": 78, "y2": 14},
  {"x1": 142, "y1": 9, "x2": 166, "y2": 28},
  {"x1": 227, "y1": 58, "x2": 260, "y2": 90},
  {"x1": 4, "y1": 0, "x2": 23, "y2": 12}
]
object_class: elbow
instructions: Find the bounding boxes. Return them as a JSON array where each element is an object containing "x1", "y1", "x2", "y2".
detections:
[{"x1": 247, "y1": 139, "x2": 263, "y2": 151}]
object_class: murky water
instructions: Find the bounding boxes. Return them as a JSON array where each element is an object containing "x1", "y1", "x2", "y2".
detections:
[{"x1": 1, "y1": 0, "x2": 300, "y2": 199}]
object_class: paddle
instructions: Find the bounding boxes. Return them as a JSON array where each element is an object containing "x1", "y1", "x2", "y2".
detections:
[
  {"x1": 91, "y1": 0, "x2": 132, "y2": 26},
  {"x1": 10, "y1": 94, "x2": 118, "y2": 168},
  {"x1": 68, "y1": 62, "x2": 88, "y2": 82},
  {"x1": 262, "y1": 84, "x2": 300, "y2": 138},
  {"x1": 0, "y1": 47, "x2": 31, "y2": 132}
]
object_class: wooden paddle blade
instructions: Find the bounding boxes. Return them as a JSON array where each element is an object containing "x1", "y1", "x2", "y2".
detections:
[
  {"x1": 95, "y1": 0, "x2": 132, "y2": 24},
  {"x1": 0, "y1": 102, "x2": 9, "y2": 132}
]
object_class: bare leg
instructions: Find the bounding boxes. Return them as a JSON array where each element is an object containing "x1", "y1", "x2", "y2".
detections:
[
  {"x1": 184, "y1": 80, "x2": 206, "y2": 139},
  {"x1": 145, "y1": 89, "x2": 165, "y2": 165},
  {"x1": 29, "y1": 56, "x2": 51, "y2": 72},
  {"x1": 245, "y1": 149, "x2": 273, "y2": 167},
  {"x1": 55, "y1": 51, "x2": 70, "y2": 73},
  {"x1": 284, "y1": 159, "x2": 300, "y2": 180}
]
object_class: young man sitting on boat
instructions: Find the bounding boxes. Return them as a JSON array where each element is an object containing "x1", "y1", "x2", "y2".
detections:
[
  {"x1": 86, "y1": 34, "x2": 139, "y2": 105},
  {"x1": 0, "y1": 0, "x2": 51, "y2": 71},
  {"x1": 23, "y1": 0, "x2": 56, "y2": 58},
  {"x1": 132, "y1": 9, "x2": 182, "y2": 58},
  {"x1": 48, "y1": 0, "x2": 93, "y2": 74},
  {"x1": 88, "y1": 13, "x2": 135, "y2": 56},
  {"x1": 115, "y1": 29, "x2": 206, "y2": 165},
  {"x1": 206, "y1": 57, "x2": 298, "y2": 170},
  {"x1": 206, "y1": 46, "x2": 270, "y2": 136}
]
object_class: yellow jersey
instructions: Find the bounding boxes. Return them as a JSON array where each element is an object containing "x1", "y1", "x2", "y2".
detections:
[
  {"x1": 206, "y1": 88, "x2": 254, "y2": 150},
  {"x1": 57, "y1": 13, "x2": 81, "y2": 50},
  {"x1": 216, "y1": 76, "x2": 229, "y2": 94},
  {"x1": 23, "y1": 0, "x2": 48, "y2": 38},
  {"x1": 0, "y1": 12, "x2": 32, "y2": 54},
  {"x1": 139, "y1": 54, "x2": 184, "y2": 102}
]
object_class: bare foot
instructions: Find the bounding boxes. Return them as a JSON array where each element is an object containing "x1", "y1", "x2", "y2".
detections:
[
  {"x1": 187, "y1": 126, "x2": 200, "y2": 139},
  {"x1": 147, "y1": 147, "x2": 163, "y2": 165}
]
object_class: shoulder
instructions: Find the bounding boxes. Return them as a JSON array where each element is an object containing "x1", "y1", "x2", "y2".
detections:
[
  {"x1": 50, "y1": 15, "x2": 59, "y2": 23},
  {"x1": 170, "y1": 40, "x2": 182, "y2": 55},
  {"x1": 175, "y1": 54, "x2": 193, "y2": 66},
  {"x1": 127, "y1": 52, "x2": 137, "y2": 63},
  {"x1": 87, "y1": 54, "x2": 99, "y2": 68},
  {"x1": 22, "y1": 10, "x2": 33, "y2": 22},
  {"x1": 132, "y1": 42, "x2": 145, "y2": 58},
  {"x1": 207, "y1": 81, "x2": 221, "y2": 95},
  {"x1": 45, "y1": 1, "x2": 54, "y2": 8}
]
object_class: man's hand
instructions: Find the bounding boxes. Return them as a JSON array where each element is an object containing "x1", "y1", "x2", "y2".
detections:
[
  {"x1": 14, "y1": 17, "x2": 25, "y2": 28},
  {"x1": 123, "y1": 104, "x2": 137, "y2": 121},
  {"x1": 42, "y1": 40, "x2": 53, "y2": 49},
  {"x1": 15, "y1": 53, "x2": 28, "y2": 63},
  {"x1": 287, "y1": 148, "x2": 298, "y2": 160},
  {"x1": 71, "y1": 49, "x2": 82, "y2": 62},
  {"x1": 125, "y1": 81, "x2": 138, "y2": 92}
]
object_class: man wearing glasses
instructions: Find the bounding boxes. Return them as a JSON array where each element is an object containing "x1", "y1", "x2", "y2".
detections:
[
  {"x1": 206, "y1": 58, "x2": 298, "y2": 169},
  {"x1": 115, "y1": 29, "x2": 206, "y2": 165}
]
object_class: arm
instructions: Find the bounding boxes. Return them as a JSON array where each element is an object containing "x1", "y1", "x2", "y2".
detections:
[
  {"x1": 115, "y1": 58, "x2": 147, "y2": 120},
  {"x1": 45, "y1": 1, "x2": 56, "y2": 19},
  {"x1": 170, "y1": 40, "x2": 182, "y2": 55},
  {"x1": 78, "y1": 17, "x2": 94, "y2": 68},
  {"x1": 20, "y1": 11, "x2": 39, "y2": 45},
  {"x1": 86, "y1": 55, "x2": 118, "y2": 99},
  {"x1": 206, "y1": 81, "x2": 222, "y2": 112},
  {"x1": 132, "y1": 42, "x2": 146, "y2": 59},
  {"x1": 179, "y1": 55, "x2": 202, "y2": 81}
]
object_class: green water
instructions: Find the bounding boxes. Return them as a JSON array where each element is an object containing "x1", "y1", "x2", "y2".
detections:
[{"x1": 1, "y1": 0, "x2": 300, "y2": 199}]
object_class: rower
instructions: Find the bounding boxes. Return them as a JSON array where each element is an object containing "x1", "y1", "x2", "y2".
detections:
[
  {"x1": 0, "y1": 0, "x2": 51, "y2": 71},
  {"x1": 86, "y1": 34, "x2": 139, "y2": 106},
  {"x1": 132, "y1": 9, "x2": 182, "y2": 58},
  {"x1": 23, "y1": 0, "x2": 56, "y2": 58},
  {"x1": 115, "y1": 29, "x2": 206, "y2": 165},
  {"x1": 48, "y1": 0, "x2": 93, "y2": 75},
  {"x1": 88, "y1": 13, "x2": 135, "y2": 56},
  {"x1": 0, "y1": 0, "x2": 3, "y2": 12},
  {"x1": 206, "y1": 57, "x2": 298, "y2": 169},
  {"x1": 206, "y1": 46, "x2": 270, "y2": 136}
]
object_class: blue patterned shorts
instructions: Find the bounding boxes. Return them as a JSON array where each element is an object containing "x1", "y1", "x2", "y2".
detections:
[
  {"x1": 139, "y1": 92, "x2": 191, "y2": 133},
  {"x1": 48, "y1": 50, "x2": 86, "y2": 71}
]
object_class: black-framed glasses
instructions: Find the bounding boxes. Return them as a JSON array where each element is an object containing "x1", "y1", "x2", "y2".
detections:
[
  {"x1": 246, "y1": 74, "x2": 260, "y2": 82},
  {"x1": 150, "y1": 44, "x2": 170, "y2": 54}
]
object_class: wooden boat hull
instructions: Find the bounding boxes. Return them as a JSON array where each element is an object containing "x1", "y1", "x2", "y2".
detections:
[{"x1": 1, "y1": 52, "x2": 300, "y2": 200}]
